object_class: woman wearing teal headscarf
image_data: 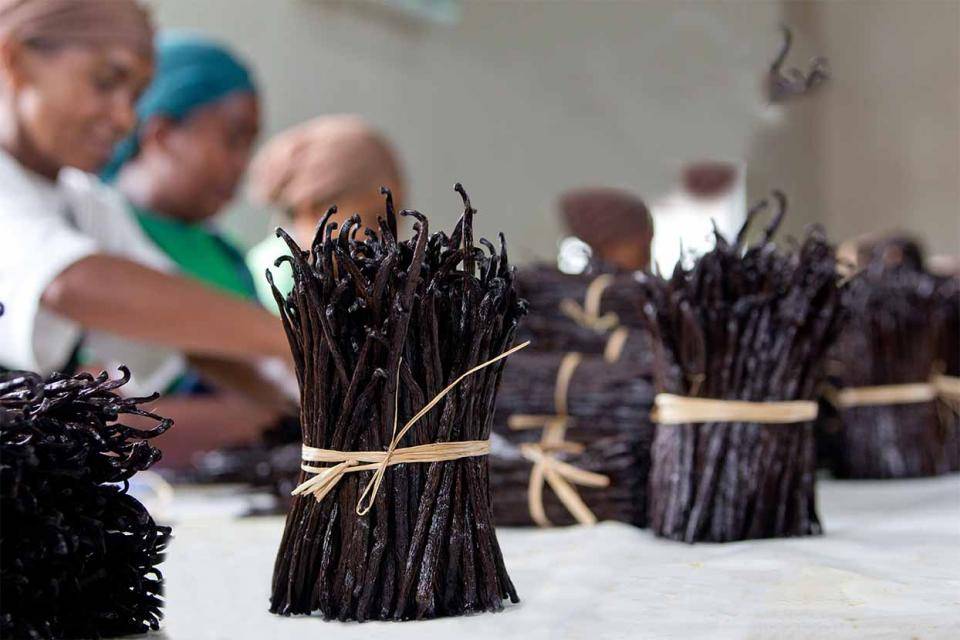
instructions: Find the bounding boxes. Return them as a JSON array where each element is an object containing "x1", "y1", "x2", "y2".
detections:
[
  {"x1": 102, "y1": 31, "x2": 289, "y2": 467},
  {"x1": 105, "y1": 31, "x2": 260, "y2": 301}
]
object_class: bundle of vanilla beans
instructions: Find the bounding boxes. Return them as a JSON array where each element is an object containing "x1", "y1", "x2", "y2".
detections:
[
  {"x1": 641, "y1": 193, "x2": 846, "y2": 543},
  {"x1": 827, "y1": 261, "x2": 956, "y2": 478},
  {"x1": 489, "y1": 352, "x2": 656, "y2": 527},
  {"x1": 935, "y1": 275, "x2": 960, "y2": 442},
  {"x1": 516, "y1": 265, "x2": 648, "y2": 356},
  {"x1": 0, "y1": 367, "x2": 171, "y2": 639},
  {"x1": 268, "y1": 186, "x2": 524, "y2": 621}
]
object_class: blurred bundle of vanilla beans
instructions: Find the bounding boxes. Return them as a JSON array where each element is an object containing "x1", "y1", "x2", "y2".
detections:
[
  {"x1": 489, "y1": 351, "x2": 656, "y2": 527},
  {"x1": 818, "y1": 237, "x2": 960, "y2": 478},
  {"x1": 486, "y1": 248, "x2": 666, "y2": 528},
  {"x1": 639, "y1": 192, "x2": 846, "y2": 542},
  {"x1": 934, "y1": 274, "x2": 960, "y2": 436},
  {"x1": 516, "y1": 266, "x2": 650, "y2": 356}
]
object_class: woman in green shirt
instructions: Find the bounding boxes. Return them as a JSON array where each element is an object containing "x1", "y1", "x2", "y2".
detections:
[
  {"x1": 104, "y1": 32, "x2": 287, "y2": 466},
  {"x1": 104, "y1": 31, "x2": 259, "y2": 301}
]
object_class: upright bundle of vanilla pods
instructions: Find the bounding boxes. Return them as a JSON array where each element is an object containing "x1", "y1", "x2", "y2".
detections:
[
  {"x1": 0, "y1": 367, "x2": 171, "y2": 639},
  {"x1": 828, "y1": 262, "x2": 954, "y2": 478},
  {"x1": 269, "y1": 186, "x2": 524, "y2": 621},
  {"x1": 642, "y1": 193, "x2": 845, "y2": 542},
  {"x1": 490, "y1": 352, "x2": 657, "y2": 527}
]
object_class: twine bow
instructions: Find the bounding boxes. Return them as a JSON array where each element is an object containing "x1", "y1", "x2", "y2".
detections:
[
  {"x1": 559, "y1": 274, "x2": 631, "y2": 364},
  {"x1": 507, "y1": 352, "x2": 610, "y2": 526},
  {"x1": 293, "y1": 341, "x2": 530, "y2": 515},
  {"x1": 560, "y1": 274, "x2": 620, "y2": 333}
]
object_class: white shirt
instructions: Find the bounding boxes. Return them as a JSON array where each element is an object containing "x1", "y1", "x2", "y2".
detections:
[{"x1": 0, "y1": 148, "x2": 185, "y2": 394}]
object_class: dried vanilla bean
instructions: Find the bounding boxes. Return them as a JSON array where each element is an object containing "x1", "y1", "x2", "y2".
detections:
[
  {"x1": 642, "y1": 193, "x2": 845, "y2": 542},
  {"x1": 268, "y1": 185, "x2": 524, "y2": 621},
  {"x1": 0, "y1": 367, "x2": 172, "y2": 639}
]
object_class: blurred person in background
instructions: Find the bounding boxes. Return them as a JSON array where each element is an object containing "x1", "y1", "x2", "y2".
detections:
[
  {"x1": 102, "y1": 31, "x2": 295, "y2": 467},
  {"x1": 246, "y1": 114, "x2": 405, "y2": 311},
  {"x1": 558, "y1": 187, "x2": 654, "y2": 272},
  {"x1": 836, "y1": 231, "x2": 927, "y2": 274},
  {"x1": 0, "y1": 0, "x2": 291, "y2": 466}
]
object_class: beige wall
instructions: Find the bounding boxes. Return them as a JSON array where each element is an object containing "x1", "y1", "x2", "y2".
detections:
[
  {"x1": 152, "y1": 0, "x2": 958, "y2": 260},
  {"x1": 153, "y1": 0, "x2": 781, "y2": 259},
  {"x1": 807, "y1": 0, "x2": 959, "y2": 256}
]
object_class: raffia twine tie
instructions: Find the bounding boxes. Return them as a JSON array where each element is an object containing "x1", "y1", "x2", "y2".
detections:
[
  {"x1": 602, "y1": 326, "x2": 630, "y2": 364},
  {"x1": 827, "y1": 382, "x2": 937, "y2": 408},
  {"x1": 826, "y1": 374, "x2": 960, "y2": 409},
  {"x1": 559, "y1": 274, "x2": 620, "y2": 333},
  {"x1": 558, "y1": 273, "x2": 631, "y2": 364},
  {"x1": 293, "y1": 341, "x2": 529, "y2": 516},
  {"x1": 935, "y1": 375, "x2": 960, "y2": 407},
  {"x1": 506, "y1": 352, "x2": 610, "y2": 526},
  {"x1": 652, "y1": 393, "x2": 819, "y2": 425}
]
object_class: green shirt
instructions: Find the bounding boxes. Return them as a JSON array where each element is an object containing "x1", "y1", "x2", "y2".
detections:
[
  {"x1": 133, "y1": 205, "x2": 258, "y2": 301},
  {"x1": 246, "y1": 234, "x2": 293, "y2": 315}
]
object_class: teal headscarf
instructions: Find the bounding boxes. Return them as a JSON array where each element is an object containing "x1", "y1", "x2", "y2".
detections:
[{"x1": 102, "y1": 31, "x2": 257, "y2": 181}]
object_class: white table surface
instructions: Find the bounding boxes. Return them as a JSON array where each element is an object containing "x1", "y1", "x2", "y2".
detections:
[{"x1": 145, "y1": 475, "x2": 960, "y2": 640}]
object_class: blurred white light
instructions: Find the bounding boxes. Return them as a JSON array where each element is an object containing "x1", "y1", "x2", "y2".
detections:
[{"x1": 557, "y1": 236, "x2": 592, "y2": 274}]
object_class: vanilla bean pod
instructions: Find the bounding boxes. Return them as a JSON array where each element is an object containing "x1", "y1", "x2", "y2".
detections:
[
  {"x1": 827, "y1": 261, "x2": 955, "y2": 478},
  {"x1": 642, "y1": 192, "x2": 845, "y2": 543},
  {"x1": 0, "y1": 367, "x2": 172, "y2": 639},
  {"x1": 490, "y1": 352, "x2": 656, "y2": 527},
  {"x1": 269, "y1": 185, "x2": 524, "y2": 621}
]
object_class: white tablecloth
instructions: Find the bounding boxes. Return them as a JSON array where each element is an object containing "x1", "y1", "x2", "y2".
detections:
[{"x1": 155, "y1": 475, "x2": 960, "y2": 640}]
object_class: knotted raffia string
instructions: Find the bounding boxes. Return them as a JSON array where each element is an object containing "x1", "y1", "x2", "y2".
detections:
[
  {"x1": 292, "y1": 340, "x2": 530, "y2": 515},
  {"x1": 558, "y1": 273, "x2": 631, "y2": 364},
  {"x1": 560, "y1": 274, "x2": 619, "y2": 333},
  {"x1": 652, "y1": 393, "x2": 819, "y2": 425},
  {"x1": 506, "y1": 352, "x2": 610, "y2": 526}
]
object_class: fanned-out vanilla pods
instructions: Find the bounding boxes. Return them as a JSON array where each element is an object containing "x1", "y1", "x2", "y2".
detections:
[
  {"x1": 641, "y1": 192, "x2": 845, "y2": 543},
  {"x1": 0, "y1": 367, "x2": 172, "y2": 639},
  {"x1": 826, "y1": 262, "x2": 957, "y2": 478},
  {"x1": 490, "y1": 352, "x2": 656, "y2": 527},
  {"x1": 268, "y1": 185, "x2": 524, "y2": 621}
]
